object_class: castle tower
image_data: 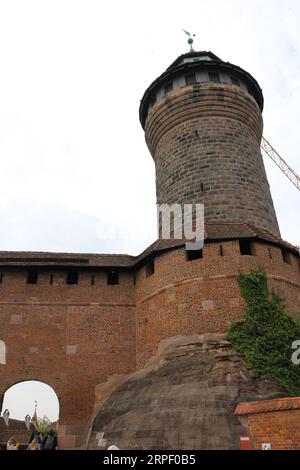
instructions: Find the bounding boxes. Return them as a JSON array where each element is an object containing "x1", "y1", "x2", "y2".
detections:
[{"x1": 139, "y1": 51, "x2": 280, "y2": 238}]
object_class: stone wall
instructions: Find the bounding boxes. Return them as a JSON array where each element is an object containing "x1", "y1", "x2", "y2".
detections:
[
  {"x1": 87, "y1": 334, "x2": 287, "y2": 450},
  {"x1": 145, "y1": 83, "x2": 280, "y2": 238}
]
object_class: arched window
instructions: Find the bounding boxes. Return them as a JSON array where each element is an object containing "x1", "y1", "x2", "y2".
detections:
[{"x1": 0, "y1": 340, "x2": 6, "y2": 364}]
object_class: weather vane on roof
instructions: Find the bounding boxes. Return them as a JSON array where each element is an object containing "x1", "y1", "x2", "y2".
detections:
[{"x1": 182, "y1": 30, "x2": 195, "y2": 52}]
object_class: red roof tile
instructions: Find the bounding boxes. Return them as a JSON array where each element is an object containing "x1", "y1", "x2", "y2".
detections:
[{"x1": 235, "y1": 397, "x2": 300, "y2": 415}]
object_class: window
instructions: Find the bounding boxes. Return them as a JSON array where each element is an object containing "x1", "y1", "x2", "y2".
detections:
[
  {"x1": 186, "y1": 249, "x2": 203, "y2": 261},
  {"x1": 91, "y1": 275, "x2": 95, "y2": 285},
  {"x1": 239, "y1": 239, "x2": 253, "y2": 256},
  {"x1": 268, "y1": 248, "x2": 272, "y2": 259},
  {"x1": 146, "y1": 258, "x2": 155, "y2": 277},
  {"x1": 231, "y1": 76, "x2": 240, "y2": 86},
  {"x1": 0, "y1": 273, "x2": 3, "y2": 283},
  {"x1": 208, "y1": 72, "x2": 220, "y2": 83},
  {"x1": 185, "y1": 72, "x2": 196, "y2": 85},
  {"x1": 50, "y1": 274, "x2": 54, "y2": 285},
  {"x1": 281, "y1": 248, "x2": 291, "y2": 264},
  {"x1": 219, "y1": 245, "x2": 224, "y2": 256},
  {"x1": 107, "y1": 271, "x2": 119, "y2": 285},
  {"x1": 150, "y1": 94, "x2": 156, "y2": 108},
  {"x1": 66, "y1": 270, "x2": 78, "y2": 285},
  {"x1": 164, "y1": 82, "x2": 173, "y2": 95},
  {"x1": 27, "y1": 270, "x2": 38, "y2": 284}
]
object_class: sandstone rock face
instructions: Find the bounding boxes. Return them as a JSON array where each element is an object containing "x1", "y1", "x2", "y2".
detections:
[{"x1": 87, "y1": 334, "x2": 286, "y2": 449}]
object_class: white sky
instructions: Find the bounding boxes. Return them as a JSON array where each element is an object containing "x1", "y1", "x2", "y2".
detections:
[
  {"x1": 1, "y1": 381, "x2": 59, "y2": 422},
  {"x1": 0, "y1": 0, "x2": 299, "y2": 421}
]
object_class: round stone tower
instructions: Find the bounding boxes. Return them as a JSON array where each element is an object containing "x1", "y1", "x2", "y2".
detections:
[{"x1": 139, "y1": 51, "x2": 280, "y2": 238}]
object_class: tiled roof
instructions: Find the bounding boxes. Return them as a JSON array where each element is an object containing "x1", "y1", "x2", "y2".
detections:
[
  {"x1": 0, "y1": 222, "x2": 298, "y2": 268},
  {"x1": 235, "y1": 397, "x2": 300, "y2": 416},
  {"x1": 0, "y1": 417, "x2": 31, "y2": 444}
]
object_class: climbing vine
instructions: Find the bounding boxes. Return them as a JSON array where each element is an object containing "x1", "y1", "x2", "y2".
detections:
[{"x1": 227, "y1": 267, "x2": 300, "y2": 395}]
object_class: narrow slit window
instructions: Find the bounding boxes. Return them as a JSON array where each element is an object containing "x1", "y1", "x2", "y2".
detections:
[
  {"x1": 66, "y1": 270, "x2": 78, "y2": 285},
  {"x1": 107, "y1": 271, "x2": 119, "y2": 285},
  {"x1": 209, "y1": 72, "x2": 221, "y2": 83},
  {"x1": 164, "y1": 82, "x2": 173, "y2": 95},
  {"x1": 281, "y1": 248, "x2": 291, "y2": 264},
  {"x1": 146, "y1": 258, "x2": 155, "y2": 277},
  {"x1": 231, "y1": 76, "x2": 240, "y2": 86},
  {"x1": 186, "y1": 249, "x2": 203, "y2": 261},
  {"x1": 239, "y1": 239, "x2": 253, "y2": 256},
  {"x1": 91, "y1": 275, "x2": 95, "y2": 285},
  {"x1": 268, "y1": 248, "x2": 272, "y2": 259},
  {"x1": 27, "y1": 270, "x2": 38, "y2": 284},
  {"x1": 219, "y1": 245, "x2": 224, "y2": 256},
  {"x1": 0, "y1": 273, "x2": 3, "y2": 283},
  {"x1": 185, "y1": 72, "x2": 196, "y2": 85},
  {"x1": 50, "y1": 274, "x2": 54, "y2": 285}
]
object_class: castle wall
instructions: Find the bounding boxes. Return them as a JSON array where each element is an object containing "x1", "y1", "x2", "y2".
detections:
[
  {"x1": 135, "y1": 241, "x2": 300, "y2": 367},
  {"x1": 0, "y1": 269, "x2": 136, "y2": 449}
]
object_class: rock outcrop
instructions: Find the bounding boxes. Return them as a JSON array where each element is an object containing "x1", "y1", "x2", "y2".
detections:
[{"x1": 87, "y1": 334, "x2": 286, "y2": 449}]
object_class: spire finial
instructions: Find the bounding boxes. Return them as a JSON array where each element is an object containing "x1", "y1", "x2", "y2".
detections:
[{"x1": 182, "y1": 29, "x2": 195, "y2": 52}]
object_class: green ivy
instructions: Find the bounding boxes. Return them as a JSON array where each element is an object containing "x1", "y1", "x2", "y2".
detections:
[{"x1": 227, "y1": 267, "x2": 300, "y2": 395}]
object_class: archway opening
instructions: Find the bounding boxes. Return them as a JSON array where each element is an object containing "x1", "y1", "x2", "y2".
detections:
[{"x1": 0, "y1": 381, "x2": 59, "y2": 448}]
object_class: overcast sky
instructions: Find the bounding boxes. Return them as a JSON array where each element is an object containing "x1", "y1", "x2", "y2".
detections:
[{"x1": 0, "y1": 0, "x2": 299, "y2": 421}]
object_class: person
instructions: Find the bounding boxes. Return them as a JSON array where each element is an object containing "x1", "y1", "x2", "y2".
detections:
[
  {"x1": 43, "y1": 430, "x2": 57, "y2": 450},
  {"x1": 6, "y1": 437, "x2": 20, "y2": 450}
]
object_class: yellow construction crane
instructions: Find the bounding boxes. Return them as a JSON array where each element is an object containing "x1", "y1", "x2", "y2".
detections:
[{"x1": 261, "y1": 137, "x2": 300, "y2": 191}]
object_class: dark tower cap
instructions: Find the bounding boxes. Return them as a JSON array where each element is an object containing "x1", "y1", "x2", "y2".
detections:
[{"x1": 139, "y1": 51, "x2": 264, "y2": 129}]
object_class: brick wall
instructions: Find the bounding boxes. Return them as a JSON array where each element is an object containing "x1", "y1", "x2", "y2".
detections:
[
  {"x1": 0, "y1": 269, "x2": 136, "y2": 448},
  {"x1": 0, "y1": 239, "x2": 299, "y2": 447},
  {"x1": 235, "y1": 398, "x2": 300, "y2": 450},
  {"x1": 248, "y1": 410, "x2": 300, "y2": 450},
  {"x1": 135, "y1": 240, "x2": 300, "y2": 367}
]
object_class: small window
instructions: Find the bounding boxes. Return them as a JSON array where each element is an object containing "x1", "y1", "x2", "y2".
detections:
[
  {"x1": 0, "y1": 273, "x2": 3, "y2": 283},
  {"x1": 27, "y1": 270, "x2": 38, "y2": 284},
  {"x1": 268, "y1": 248, "x2": 272, "y2": 259},
  {"x1": 239, "y1": 239, "x2": 253, "y2": 256},
  {"x1": 219, "y1": 245, "x2": 224, "y2": 256},
  {"x1": 186, "y1": 249, "x2": 203, "y2": 261},
  {"x1": 209, "y1": 72, "x2": 220, "y2": 83},
  {"x1": 50, "y1": 274, "x2": 54, "y2": 285},
  {"x1": 281, "y1": 248, "x2": 291, "y2": 264},
  {"x1": 66, "y1": 270, "x2": 78, "y2": 285},
  {"x1": 150, "y1": 94, "x2": 156, "y2": 107},
  {"x1": 231, "y1": 76, "x2": 240, "y2": 86},
  {"x1": 185, "y1": 72, "x2": 196, "y2": 85},
  {"x1": 164, "y1": 82, "x2": 173, "y2": 95},
  {"x1": 200, "y1": 183, "x2": 204, "y2": 192},
  {"x1": 107, "y1": 271, "x2": 119, "y2": 285},
  {"x1": 91, "y1": 275, "x2": 95, "y2": 285},
  {"x1": 146, "y1": 258, "x2": 155, "y2": 277}
]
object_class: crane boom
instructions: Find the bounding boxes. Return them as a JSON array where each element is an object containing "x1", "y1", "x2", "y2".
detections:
[{"x1": 261, "y1": 136, "x2": 300, "y2": 191}]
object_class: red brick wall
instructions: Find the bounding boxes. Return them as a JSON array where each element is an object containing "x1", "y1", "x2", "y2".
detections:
[
  {"x1": 247, "y1": 410, "x2": 300, "y2": 450},
  {"x1": 0, "y1": 239, "x2": 299, "y2": 447},
  {"x1": 0, "y1": 269, "x2": 136, "y2": 447},
  {"x1": 135, "y1": 240, "x2": 300, "y2": 367}
]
